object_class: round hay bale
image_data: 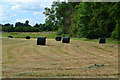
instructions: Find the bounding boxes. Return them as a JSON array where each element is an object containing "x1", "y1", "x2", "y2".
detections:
[
  {"x1": 37, "y1": 37, "x2": 46, "y2": 45},
  {"x1": 55, "y1": 37, "x2": 61, "y2": 41},
  {"x1": 26, "y1": 36, "x2": 31, "y2": 39},
  {"x1": 8, "y1": 35, "x2": 13, "y2": 38},
  {"x1": 99, "y1": 38, "x2": 106, "y2": 44},
  {"x1": 62, "y1": 37, "x2": 70, "y2": 43}
]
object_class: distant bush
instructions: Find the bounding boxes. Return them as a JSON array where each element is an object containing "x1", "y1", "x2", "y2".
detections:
[{"x1": 2, "y1": 27, "x2": 40, "y2": 32}]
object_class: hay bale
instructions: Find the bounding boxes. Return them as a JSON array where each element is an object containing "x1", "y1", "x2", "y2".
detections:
[
  {"x1": 37, "y1": 37, "x2": 46, "y2": 45},
  {"x1": 55, "y1": 37, "x2": 61, "y2": 41},
  {"x1": 99, "y1": 38, "x2": 106, "y2": 44},
  {"x1": 8, "y1": 35, "x2": 13, "y2": 38},
  {"x1": 62, "y1": 37, "x2": 70, "y2": 43},
  {"x1": 26, "y1": 36, "x2": 30, "y2": 39}
]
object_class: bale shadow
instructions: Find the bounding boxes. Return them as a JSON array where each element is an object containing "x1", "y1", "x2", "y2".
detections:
[{"x1": 36, "y1": 44, "x2": 55, "y2": 47}]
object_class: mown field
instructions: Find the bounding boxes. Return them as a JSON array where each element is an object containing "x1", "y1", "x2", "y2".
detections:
[{"x1": 1, "y1": 32, "x2": 119, "y2": 78}]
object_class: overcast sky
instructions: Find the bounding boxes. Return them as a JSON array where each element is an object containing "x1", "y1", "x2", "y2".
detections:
[{"x1": 0, "y1": 0, "x2": 66, "y2": 26}]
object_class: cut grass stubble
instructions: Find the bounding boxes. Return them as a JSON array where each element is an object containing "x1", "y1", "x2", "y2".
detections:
[{"x1": 2, "y1": 33, "x2": 118, "y2": 78}]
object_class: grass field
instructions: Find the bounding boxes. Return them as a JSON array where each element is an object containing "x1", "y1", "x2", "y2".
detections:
[
  {"x1": 2, "y1": 32, "x2": 58, "y2": 39},
  {"x1": 1, "y1": 32, "x2": 119, "y2": 44},
  {"x1": 1, "y1": 32, "x2": 118, "y2": 78}
]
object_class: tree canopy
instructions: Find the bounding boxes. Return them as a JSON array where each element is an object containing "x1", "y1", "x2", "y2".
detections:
[{"x1": 43, "y1": 2, "x2": 120, "y2": 40}]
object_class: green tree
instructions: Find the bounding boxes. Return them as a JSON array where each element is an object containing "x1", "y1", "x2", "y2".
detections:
[
  {"x1": 23, "y1": 20, "x2": 31, "y2": 27},
  {"x1": 15, "y1": 22, "x2": 23, "y2": 27},
  {"x1": 108, "y1": 2, "x2": 120, "y2": 40},
  {"x1": 33, "y1": 23, "x2": 39, "y2": 28}
]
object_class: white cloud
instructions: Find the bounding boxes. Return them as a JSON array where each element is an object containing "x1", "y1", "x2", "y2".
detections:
[
  {"x1": 10, "y1": 2, "x2": 53, "y2": 16},
  {"x1": 11, "y1": 4, "x2": 21, "y2": 10},
  {"x1": 11, "y1": 2, "x2": 52, "y2": 12},
  {"x1": 16, "y1": 19, "x2": 31, "y2": 23},
  {"x1": 0, "y1": 0, "x2": 57, "y2": 25},
  {"x1": 0, "y1": 4, "x2": 13, "y2": 23},
  {"x1": 33, "y1": 12, "x2": 43, "y2": 15}
]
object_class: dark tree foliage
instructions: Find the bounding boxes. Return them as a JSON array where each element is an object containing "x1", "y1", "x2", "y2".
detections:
[
  {"x1": 2, "y1": 20, "x2": 47, "y2": 32},
  {"x1": 2, "y1": 23, "x2": 13, "y2": 27},
  {"x1": 23, "y1": 20, "x2": 31, "y2": 27},
  {"x1": 33, "y1": 23, "x2": 39, "y2": 28},
  {"x1": 15, "y1": 22, "x2": 23, "y2": 27},
  {"x1": 43, "y1": 2, "x2": 120, "y2": 40}
]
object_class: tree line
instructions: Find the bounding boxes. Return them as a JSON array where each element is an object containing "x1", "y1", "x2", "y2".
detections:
[
  {"x1": 2, "y1": 20, "x2": 53, "y2": 32},
  {"x1": 1, "y1": 2, "x2": 120, "y2": 40},
  {"x1": 43, "y1": 2, "x2": 120, "y2": 40}
]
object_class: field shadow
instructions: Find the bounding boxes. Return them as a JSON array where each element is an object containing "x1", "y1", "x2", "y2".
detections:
[{"x1": 35, "y1": 44, "x2": 55, "y2": 46}]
